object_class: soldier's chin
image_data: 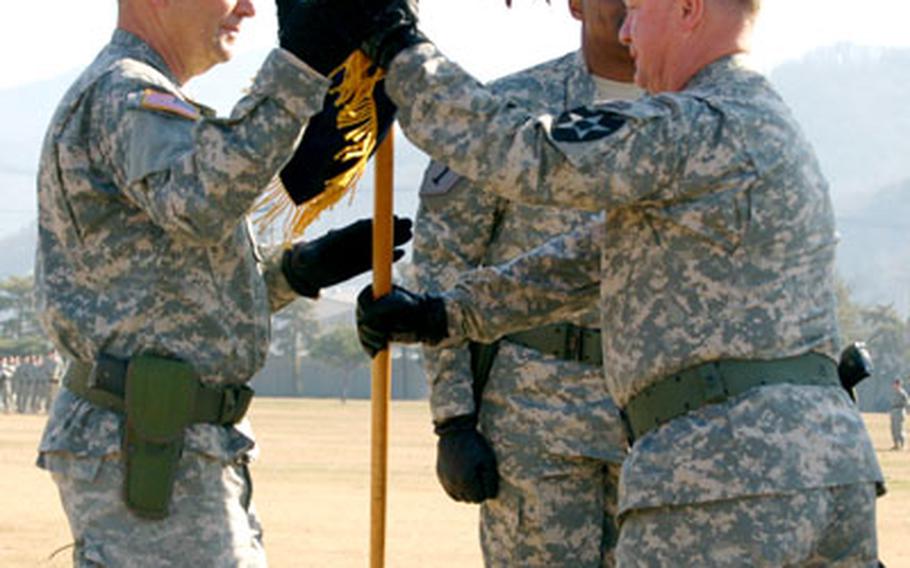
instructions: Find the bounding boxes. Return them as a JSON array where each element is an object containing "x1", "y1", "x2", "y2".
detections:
[{"x1": 215, "y1": 34, "x2": 238, "y2": 62}]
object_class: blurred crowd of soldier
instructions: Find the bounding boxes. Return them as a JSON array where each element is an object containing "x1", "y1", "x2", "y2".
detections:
[{"x1": 0, "y1": 352, "x2": 63, "y2": 415}]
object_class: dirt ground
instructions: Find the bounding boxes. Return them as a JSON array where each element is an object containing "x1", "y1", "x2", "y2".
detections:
[{"x1": 1, "y1": 400, "x2": 907, "y2": 567}]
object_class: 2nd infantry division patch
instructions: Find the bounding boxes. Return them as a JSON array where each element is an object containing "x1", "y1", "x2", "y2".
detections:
[
  {"x1": 552, "y1": 107, "x2": 627, "y2": 143},
  {"x1": 137, "y1": 89, "x2": 202, "y2": 121}
]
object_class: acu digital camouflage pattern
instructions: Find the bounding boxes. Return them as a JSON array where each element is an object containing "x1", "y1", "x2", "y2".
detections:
[
  {"x1": 413, "y1": 50, "x2": 636, "y2": 566},
  {"x1": 52, "y1": 450, "x2": 265, "y2": 566},
  {"x1": 34, "y1": 29, "x2": 328, "y2": 564},
  {"x1": 616, "y1": 483, "x2": 878, "y2": 566},
  {"x1": 384, "y1": 45, "x2": 882, "y2": 518},
  {"x1": 890, "y1": 383, "x2": 909, "y2": 449}
]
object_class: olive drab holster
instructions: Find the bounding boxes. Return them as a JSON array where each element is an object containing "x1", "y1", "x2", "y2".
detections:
[{"x1": 123, "y1": 355, "x2": 198, "y2": 520}]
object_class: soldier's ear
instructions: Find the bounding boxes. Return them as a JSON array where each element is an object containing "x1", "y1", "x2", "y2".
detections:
[{"x1": 679, "y1": 0, "x2": 706, "y2": 32}]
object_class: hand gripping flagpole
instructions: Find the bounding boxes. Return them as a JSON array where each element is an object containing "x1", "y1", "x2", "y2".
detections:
[{"x1": 370, "y1": 128, "x2": 394, "y2": 568}]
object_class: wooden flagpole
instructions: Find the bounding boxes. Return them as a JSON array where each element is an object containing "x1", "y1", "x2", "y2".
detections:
[{"x1": 370, "y1": 129, "x2": 394, "y2": 568}]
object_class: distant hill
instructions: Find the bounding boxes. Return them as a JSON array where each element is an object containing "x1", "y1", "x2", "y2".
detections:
[
  {"x1": 0, "y1": 222, "x2": 36, "y2": 279},
  {"x1": 771, "y1": 43, "x2": 910, "y2": 212},
  {"x1": 837, "y1": 179, "x2": 910, "y2": 313}
]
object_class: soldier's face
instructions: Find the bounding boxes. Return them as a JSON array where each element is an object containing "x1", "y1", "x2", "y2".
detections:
[
  {"x1": 165, "y1": 0, "x2": 256, "y2": 78},
  {"x1": 619, "y1": 0, "x2": 682, "y2": 92},
  {"x1": 574, "y1": 0, "x2": 635, "y2": 75}
]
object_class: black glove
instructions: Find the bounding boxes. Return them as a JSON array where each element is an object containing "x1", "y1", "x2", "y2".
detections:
[
  {"x1": 276, "y1": 0, "x2": 373, "y2": 75},
  {"x1": 282, "y1": 217, "x2": 413, "y2": 298},
  {"x1": 434, "y1": 414, "x2": 499, "y2": 503},
  {"x1": 356, "y1": 284, "x2": 448, "y2": 357},
  {"x1": 361, "y1": 0, "x2": 429, "y2": 69}
]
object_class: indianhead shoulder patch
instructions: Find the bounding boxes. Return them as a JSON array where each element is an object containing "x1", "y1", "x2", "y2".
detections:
[{"x1": 552, "y1": 107, "x2": 626, "y2": 143}]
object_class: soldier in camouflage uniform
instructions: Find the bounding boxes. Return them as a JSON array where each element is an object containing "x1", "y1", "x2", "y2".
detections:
[
  {"x1": 34, "y1": 0, "x2": 405, "y2": 565},
  {"x1": 355, "y1": 0, "x2": 884, "y2": 564},
  {"x1": 413, "y1": 1, "x2": 639, "y2": 565},
  {"x1": 13, "y1": 355, "x2": 39, "y2": 414},
  {"x1": 890, "y1": 379, "x2": 909, "y2": 450},
  {"x1": 0, "y1": 357, "x2": 12, "y2": 412}
]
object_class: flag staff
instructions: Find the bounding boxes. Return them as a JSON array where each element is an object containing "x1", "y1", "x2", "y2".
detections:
[{"x1": 370, "y1": 128, "x2": 394, "y2": 568}]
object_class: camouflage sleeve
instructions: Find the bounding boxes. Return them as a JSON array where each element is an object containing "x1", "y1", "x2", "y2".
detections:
[
  {"x1": 386, "y1": 44, "x2": 684, "y2": 212},
  {"x1": 442, "y1": 221, "x2": 602, "y2": 345},
  {"x1": 258, "y1": 244, "x2": 300, "y2": 313},
  {"x1": 101, "y1": 49, "x2": 329, "y2": 245},
  {"x1": 412, "y1": 161, "x2": 503, "y2": 422}
]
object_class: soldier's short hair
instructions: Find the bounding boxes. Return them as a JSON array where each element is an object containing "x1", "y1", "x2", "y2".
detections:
[
  {"x1": 738, "y1": 0, "x2": 760, "y2": 14},
  {"x1": 723, "y1": 0, "x2": 760, "y2": 15}
]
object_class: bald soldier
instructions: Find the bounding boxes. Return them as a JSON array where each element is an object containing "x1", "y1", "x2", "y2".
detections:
[
  {"x1": 413, "y1": 0, "x2": 639, "y2": 565},
  {"x1": 354, "y1": 0, "x2": 884, "y2": 564},
  {"x1": 34, "y1": 0, "x2": 409, "y2": 564}
]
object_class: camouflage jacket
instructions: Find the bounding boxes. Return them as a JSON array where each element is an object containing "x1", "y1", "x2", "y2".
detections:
[
  {"x1": 413, "y1": 51, "x2": 636, "y2": 464},
  {"x1": 891, "y1": 387, "x2": 910, "y2": 413},
  {"x1": 386, "y1": 45, "x2": 882, "y2": 511},
  {"x1": 35, "y1": 30, "x2": 328, "y2": 467}
]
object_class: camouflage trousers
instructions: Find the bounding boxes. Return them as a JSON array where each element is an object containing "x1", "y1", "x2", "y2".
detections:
[
  {"x1": 480, "y1": 451, "x2": 620, "y2": 567},
  {"x1": 890, "y1": 412, "x2": 905, "y2": 449},
  {"x1": 48, "y1": 451, "x2": 266, "y2": 567},
  {"x1": 616, "y1": 482, "x2": 878, "y2": 567}
]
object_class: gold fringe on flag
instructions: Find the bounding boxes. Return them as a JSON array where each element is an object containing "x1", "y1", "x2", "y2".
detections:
[{"x1": 254, "y1": 51, "x2": 386, "y2": 244}]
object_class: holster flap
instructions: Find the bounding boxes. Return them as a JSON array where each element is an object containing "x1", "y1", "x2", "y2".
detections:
[{"x1": 125, "y1": 354, "x2": 197, "y2": 442}]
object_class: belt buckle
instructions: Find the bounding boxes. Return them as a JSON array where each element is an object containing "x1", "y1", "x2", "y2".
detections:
[
  {"x1": 218, "y1": 384, "x2": 253, "y2": 425},
  {"x1": 563, "y1": 325, "x2": 585, "y2": 362},
  {"x1": 89, "y1": 354, "x2": 128, "y2": 397},
  {"x1": 219, "y1": 386, "x2": 240, "y2": 425},
  {"x1": 701, "y1": 362, "x2": 727, "y2": 405}
]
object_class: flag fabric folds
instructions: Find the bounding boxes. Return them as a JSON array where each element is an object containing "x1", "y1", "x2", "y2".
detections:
[{"x1": 254, "y1": 51, "x2": 397, "y2": 242}]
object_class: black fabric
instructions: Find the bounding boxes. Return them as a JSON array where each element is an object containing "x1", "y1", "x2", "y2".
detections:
[
  {"x1": 280, "y1": 76, "x2": 397, "y2": 206},
  {"x1": 360, "y1": 0, "x2": 429, "y2": 70},
  {"x1": 282, "y1": 216, "x2": 412, "y2": 298},
  {"x1": 433, "y1": 414, "x2": 499, "y2": 503},
  {"x1": 355, "y1": 284, "x2": 448, "y2": 357},
  {"x1": 276, "y1": 0, "x2": 372, "y2": 75}
]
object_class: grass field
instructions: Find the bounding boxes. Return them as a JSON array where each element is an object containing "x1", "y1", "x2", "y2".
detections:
[{"x1": 1, "y1": 400, "x2": 907, "y2": 567}]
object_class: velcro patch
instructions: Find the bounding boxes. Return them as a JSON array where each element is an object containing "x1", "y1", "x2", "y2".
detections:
[
  {"x1": 552, "y1": 107, "x2": 626, "y2": 143},
  {"x1": 419, "y1": 161, "x2": 463, "y2": 196},
  {"x1": 138, "y1": 89, "x2": 201, "y2": 121}
]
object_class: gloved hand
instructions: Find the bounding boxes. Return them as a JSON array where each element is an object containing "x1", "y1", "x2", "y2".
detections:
[
  {"x1": 360, "y1": 0, "x2": 429, "y2": 69},
  {"x1": 434, "y1": 414, "x2": 499, "y2": 503},
  {"x1": 356, "y1": 284, "x2": 448, "y2": 357},
  {"x1": 282, "y1": 217, "x2": 412, "y2": 298},
  {"x1": 276, "y1": 0, "x2": 374, "y2": 75}
]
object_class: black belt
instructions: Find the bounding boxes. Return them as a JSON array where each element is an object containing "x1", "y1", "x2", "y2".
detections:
[
  {"x1": 63, "y1": 355, "x2": 252, "y2": 425},
  {"x1": 621, "y1": 353, "x2": 840, "y2": 443},
  {"x1": 505, "y1": 323, "x2": 602, "y2": 366}
]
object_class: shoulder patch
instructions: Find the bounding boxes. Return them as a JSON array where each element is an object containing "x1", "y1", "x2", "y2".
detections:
[
  {"x1": 552, "y1": 107, "x2": 626, "y2": 143},
  {"x1": 137, "y1": 89, "x2": 201, "y2": 121},
  {"x1": 419, "y1": 161, "x2": 463, "y2": 196}
]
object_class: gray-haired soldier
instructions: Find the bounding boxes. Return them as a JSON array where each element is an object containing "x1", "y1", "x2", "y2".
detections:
[
  {"x1": 34, "y1": 0, "x2": 406, "y2": 565},
  {"x1": 355, "y1": 0, "x2": 884, "y2": 564},
  {"x1": 413, "y1": 0, "x2": 638, "y2": 565}
]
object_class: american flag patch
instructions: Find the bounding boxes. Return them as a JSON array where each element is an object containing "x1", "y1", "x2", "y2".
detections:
[{"x1": 138, "y1": 89, "x2": 201, "y2": 121}]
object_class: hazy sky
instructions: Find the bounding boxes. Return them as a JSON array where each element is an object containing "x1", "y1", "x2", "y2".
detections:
[{"x1": 3, "y1": 0, "x2": 909, "y2": 90}]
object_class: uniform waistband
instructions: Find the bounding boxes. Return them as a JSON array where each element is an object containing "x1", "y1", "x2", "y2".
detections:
[{"x1": 622, "y1": 353, "x2": 840, "y2": 443}]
